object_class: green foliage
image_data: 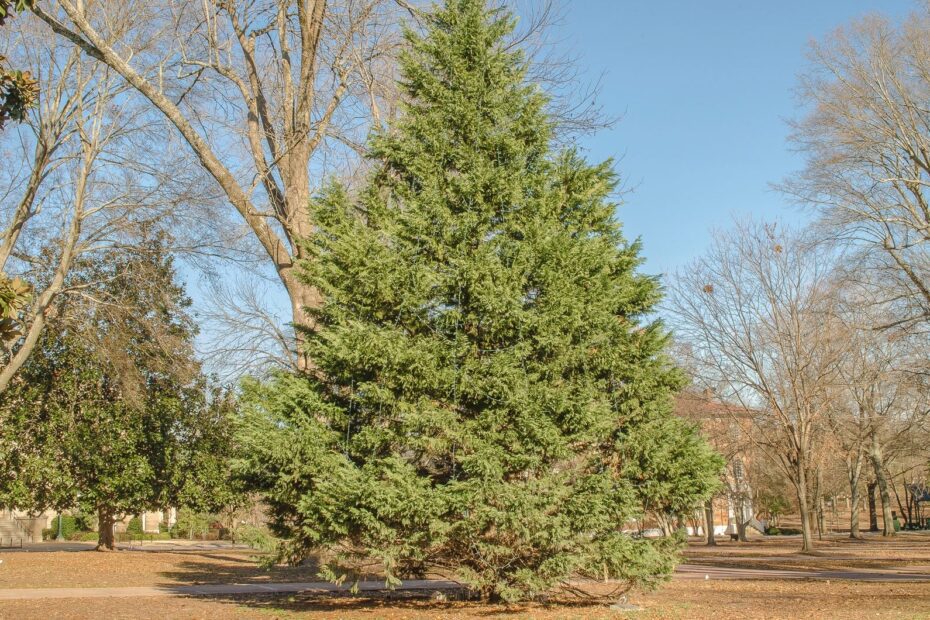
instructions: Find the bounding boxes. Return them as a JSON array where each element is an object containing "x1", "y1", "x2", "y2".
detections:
[
  {"x1": 127, "y1": 517, "x2": 143, "y2": 535},
  {"x1": 0, "y1": 0, "x2": 34, "y2": 22},
  {"x1": 234, "y1": 523, "x2": 279, "y2": 553},
  {"x1": 757, "y1": 490, "x2": 791, "y2": 525},
  {"x1": 172, "y1": 508, "x2": 213, "y2": 539},
  {"x1": 0, "y1": 1, "x2": 37, "y2": 130},
  {"x1": 0, "y1": 236, "x2": 239, "y2": 542},
  {"x1": 238, "y1": 0, "x2": 719, "y2": 602},
  {"x1": 0, "y1": 273, "x2": 30, "y2": 342},
  {"x1": 72, "y1": 509, "x2": 95, "y2": 532},
  {"x1": 765, "y1": 526, "x2": 801, "y2": 536},
  {"x1": 621, "y1": 415, "x2": 724, "y2": 518},
  {"x1": 51, "y1": 515, "x2": 79, "y2": 539}
]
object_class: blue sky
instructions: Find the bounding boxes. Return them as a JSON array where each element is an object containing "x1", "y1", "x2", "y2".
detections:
[
  {"x1": 559, "y1": 0, "x2": 914, "y2": 275},
  {"x1": 191, "y1": 0, "x2": 917, "y2": 372}
]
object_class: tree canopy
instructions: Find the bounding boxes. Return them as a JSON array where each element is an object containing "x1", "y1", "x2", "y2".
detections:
[
  {"x1": 0, "y1": 236, "x2": 237, "y2": 549},
  {"x1": 238, "y1": 0, "x2": 720, "y2": 602}
]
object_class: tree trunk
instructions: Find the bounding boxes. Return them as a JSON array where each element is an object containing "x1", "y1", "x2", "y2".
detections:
[
  {"x1": 867, "y1": 433, "x2": 895, "y2": 537},
  {"x1": 814, "y1": 467, "x2": 824, "y2": 540},
  {"x1": 97, "y1": 508, "x2": 116, "y2": 551},
  {"x1": 735, "y1": 497, "x2": 749, "y2": 542},
  {"x1": 847, "y1": 449, "x2": 863, "y2": 538},
  {"x1": 796, "y1": 462, "x2": 815, "y2": 552},
  {"x1": 283, "y1": 270, "x2": 323, "y2": 371},
  {"x1": 704, "y1": 499, "x2": 716, "y2": 546},
  {"x1": 867, "y1": 481, "x2": 878, "y2": 532},
  {"x1": 891, "y1": 478, "x2": 909, "y2": 529},
  {"x1": 849, "y1": 478, "x2": 861, "y2": 539}
]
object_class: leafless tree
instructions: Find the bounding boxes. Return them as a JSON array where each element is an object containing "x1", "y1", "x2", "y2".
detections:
[
  {"x1": 27, "y1": 0, "x2": 609, "y2": 377},
  {"x1": 822, "y1": 268, "x2": 930, "y2": 537},
  {"x1": 25, "y1": 0, "x2": 403, "y2": 371},
  {"x1": 784, "y1": 5, "x2": 930, "y2": 333},
  {"x1": 198, "y1": 273, "x2": 298, "y2": 380},
  {"x1": 669, "y1": 219, "x2": 844, "y2": 552},
  {"x1": 0, "y1": 20, "x2": 180, "y2": 391}
]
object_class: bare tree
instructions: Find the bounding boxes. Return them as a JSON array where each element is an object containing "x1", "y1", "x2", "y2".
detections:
[
  {"x1": 784, "y1": 6, "x2": 930, "y2": 332},
  {"x1": 0, "y1": 21, "x2": 177, "y2": 391},
  {"x1": 198, "y1": 274, "x2": 298, "y2": 380},
  {"x1": 670, "y1": 220, "x2": 844, "y2": 552},
  {"x1": 823, "y1": 392, "x2": 868, "y2": 538},
  {"x1": 27, "y1": 0, "x2": 610, "y2": 376},
  {"x1": 25, "y1": 0, "x2": 403, "y2": 370},
  {"x1": 822, "y1": 267, "x2": 930, "y2": 538}
]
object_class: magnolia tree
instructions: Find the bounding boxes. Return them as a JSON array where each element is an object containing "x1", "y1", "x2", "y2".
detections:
[{"x1": 0, "y1": 239, "x2": 237, "y2": 550}]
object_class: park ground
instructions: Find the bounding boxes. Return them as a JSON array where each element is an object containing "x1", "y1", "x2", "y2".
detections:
[{"x1": 1, "y1": 533, "x2": 930, "y2": 619}]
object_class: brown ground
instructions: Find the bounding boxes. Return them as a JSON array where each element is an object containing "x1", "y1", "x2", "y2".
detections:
[
  {"x1": 1, "y1": 533, "x2": 929, "y2": 619},
  {"x1": 1, "y1": 580, "x2": 928, "y2": 620},
  {"x1": 685, "y1": 531, "x2": 930, "y2": 573},
  {"x1": 0, "y1": 546, "x2": 320, "y2": 589}
]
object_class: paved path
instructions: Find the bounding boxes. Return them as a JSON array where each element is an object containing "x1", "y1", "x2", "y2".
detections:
[
  {"x1": 676, "y1": 564, "x2": 930, "y2": 582},
  {"x1": 1, "y1": 565, "x2": 928, "y2": 601},
  {"x1": 2, "y1": 541, "x2": 249, "y2": 553}
]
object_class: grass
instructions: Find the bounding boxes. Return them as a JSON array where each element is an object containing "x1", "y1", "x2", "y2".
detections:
[{"x1": 0, "y1": 532, "x2": 928, "y2": 618}]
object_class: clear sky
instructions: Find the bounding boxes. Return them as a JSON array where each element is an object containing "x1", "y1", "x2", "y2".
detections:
[{"x1": 558, "y1": 0, "x2": 915, "y2": 276}]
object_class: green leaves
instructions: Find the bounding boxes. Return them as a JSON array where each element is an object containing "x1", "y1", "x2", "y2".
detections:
[
  {"x1": 0, "y1": 1, "x2": 38, "y2": 129},
  {"x1": 0, "y1": 1, "x2": 34, "y2": 25},
  {"x1": 0, "y1": 239, "x2": 236, "y2": 528},
  {"x1": 0, "y1": 273, "x2": 30, "y2": 342},
  {"x1": 240, "y1": 0, "x2": 720, "y2": 603}
]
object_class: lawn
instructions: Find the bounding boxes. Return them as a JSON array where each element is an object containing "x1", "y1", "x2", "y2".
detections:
[{"x1": 1, "y1": 533, "x2": 928, "y2": 619}]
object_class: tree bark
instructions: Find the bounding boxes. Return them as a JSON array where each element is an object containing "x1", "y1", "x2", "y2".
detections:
[
  {"x1": 849, "y1": 478, "x2": 861, "y2": 539},
  {"x1": 283, "y1": 268, "x2": 323, "y2": 370},
  {"x1": 735, "y1": 496, "x2": 749, "y2": 542},
  {"x1": 796, "y1": 462, "x2": 815, "y2": 552},
  {"x1": 867, "y1": 481, "x2": 879, "y2": 532},
  {"x1": 847, "y1": 449, "x2": 864, "y2": 538},
  {"x1": 704, "y1": 498, "x2": 716, "y2": 546},
  {"x1": 814, "y1": 466, "x2": 825, "y2": 540},
  {"x1": 96, "y1": 507, "x2": 115, "y2": 551},
  {"x1": 867, "y1": 432, "x2": 895, "y2": 537},
  {"x1": 891, "y1": 478, "x2": 909, "y2": 529}
]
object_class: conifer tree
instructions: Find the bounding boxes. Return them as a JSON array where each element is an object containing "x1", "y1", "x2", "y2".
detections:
[{"x1": 240, "y1": 0, "x2": 720, "y2": 601}]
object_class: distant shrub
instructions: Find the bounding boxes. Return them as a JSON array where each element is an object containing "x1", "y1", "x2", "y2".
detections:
[
  {"x1": 234, "y1": 524, "x2": 277, "y2": 553},
  {"x1": 46, "y1": 515, "x2": 78, "y2": 540},
  {"x1": 126, "y1": 517, "x2": 143, "y2": 535},
  {"x1": 765, "y1": 526, "x2": 801, "y2": 536},
  {"x1": 72, "y1": 510, "x2": 95, "y2": 532},
  {"x1": 172, "y1": 509, "x2": 213, "y2": 539}
]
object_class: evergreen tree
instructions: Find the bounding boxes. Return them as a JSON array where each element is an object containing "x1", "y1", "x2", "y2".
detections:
[
  {"x1": 240, "y1": 0, "x2": 720, "y2": 601},
  {"x1": 0, "y1": 237, "x2": 237, "y2": 550}
]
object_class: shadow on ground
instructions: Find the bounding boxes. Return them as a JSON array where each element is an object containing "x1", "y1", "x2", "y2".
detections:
[
  {"x1": 158, "y1": 553, "x2": 323, "y2": 585},
  {"x1": 174, "y1": 589, "x2": 618, "y2": 618}
]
